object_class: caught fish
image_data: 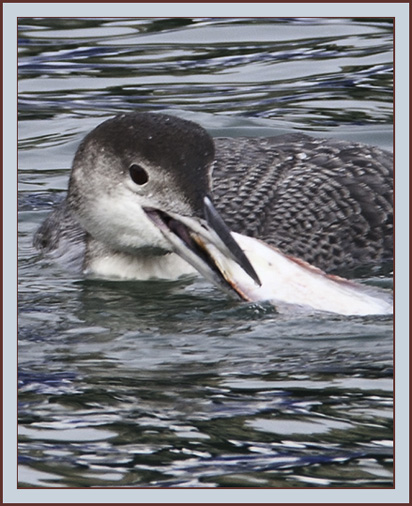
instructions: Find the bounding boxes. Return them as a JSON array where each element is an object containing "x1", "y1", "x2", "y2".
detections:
[{"x1": 195, "y1": 231, "x2": 393, "y2": 316}]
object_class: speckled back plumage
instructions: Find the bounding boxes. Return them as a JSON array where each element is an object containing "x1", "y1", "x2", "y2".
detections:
[{"x1": 211, "y1": 134, "x2": 393, "y2": 273}]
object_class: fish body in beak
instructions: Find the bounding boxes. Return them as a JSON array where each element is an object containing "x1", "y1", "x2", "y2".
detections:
[{"x1": 214, "y1": 232, "x2": 393, "y2": 315}]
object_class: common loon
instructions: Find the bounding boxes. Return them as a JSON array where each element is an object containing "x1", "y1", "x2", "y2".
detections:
[{"x1": 34, "y1": 112, "x2": 393, "y2": 314}]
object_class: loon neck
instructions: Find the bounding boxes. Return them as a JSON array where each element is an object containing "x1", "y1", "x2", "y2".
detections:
[{"x1": 83, "y1": 236, "x2": 196, "y2": 280}]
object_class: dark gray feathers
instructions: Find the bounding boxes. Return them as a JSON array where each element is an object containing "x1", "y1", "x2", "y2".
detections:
[
  {"x1": 212, "y1": 134, "x2": 393, "y2": 273},
  {"x1": 33, "y1": 199, "x2": 86, "y2": 270}
]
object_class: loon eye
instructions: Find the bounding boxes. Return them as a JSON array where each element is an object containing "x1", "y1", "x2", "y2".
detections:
[{"x1": 129, "y1": 164, "x2": 149, "y2": 186}]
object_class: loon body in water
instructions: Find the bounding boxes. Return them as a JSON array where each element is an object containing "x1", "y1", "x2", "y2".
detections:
[{"x1": 34, "y1": 112, "x2": 393, "y2": 315}]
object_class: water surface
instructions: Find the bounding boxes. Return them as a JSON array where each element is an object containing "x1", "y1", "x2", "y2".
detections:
[{"x1": 18, "y1": 17, "x2": 393, "y2": 488}]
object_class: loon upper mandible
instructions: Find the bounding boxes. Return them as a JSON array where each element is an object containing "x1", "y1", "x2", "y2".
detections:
[{"x1": 33, "y1": 112, "x2": 393, "y2": 314}]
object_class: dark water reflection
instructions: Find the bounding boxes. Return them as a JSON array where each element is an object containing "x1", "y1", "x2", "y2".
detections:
[{"x1": 18, "y1": 17, "x2": 393, "y2": 488}]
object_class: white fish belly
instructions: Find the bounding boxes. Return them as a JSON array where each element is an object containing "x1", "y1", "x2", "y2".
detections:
[{"x1": 212, "y1": 233, "x2": 393, "y2": 316}]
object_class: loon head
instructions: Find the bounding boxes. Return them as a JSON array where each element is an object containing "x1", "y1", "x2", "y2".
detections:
[{"x1": 68, "y1": 112, "x2": 260, "y2": 292}]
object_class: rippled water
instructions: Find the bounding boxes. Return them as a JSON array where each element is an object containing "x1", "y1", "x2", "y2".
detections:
[{"x1": 18, "y1": 17, "x2": 393, "y2": 488}]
